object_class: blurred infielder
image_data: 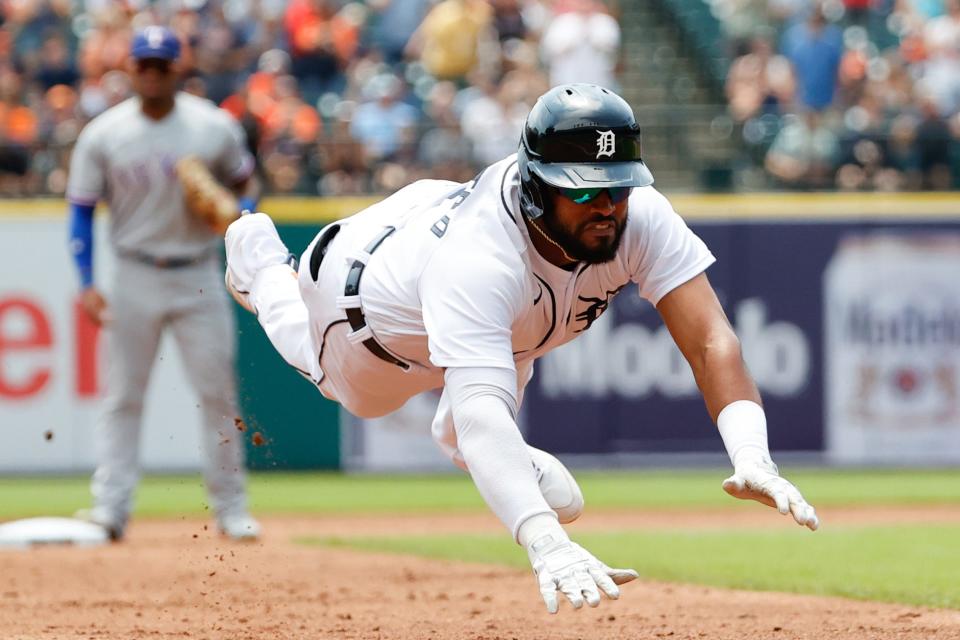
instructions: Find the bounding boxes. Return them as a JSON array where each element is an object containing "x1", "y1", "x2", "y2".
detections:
[
  {"x1": 67, "y1": 26, "x2": 262, "y2": 541},
  {"x1": 225, "y1": 84, "x2": 819, "y2": 611}
]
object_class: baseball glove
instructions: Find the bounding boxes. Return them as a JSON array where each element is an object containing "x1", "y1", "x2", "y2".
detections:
[{"x1": 175, "y1": 155, "x2": 240, "y2": 234}]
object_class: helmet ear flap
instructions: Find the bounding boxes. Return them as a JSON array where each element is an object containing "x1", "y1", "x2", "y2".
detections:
[
  {"x1": 519, "y1": 173, "x2": 547, "y2": 220},
  {"x1": 518, "y1": 145, "x2": 550, "y2": 220}
]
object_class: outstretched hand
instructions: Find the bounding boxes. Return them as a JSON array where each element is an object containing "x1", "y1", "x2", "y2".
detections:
[
  {"x1": 722, "y1": 453, "x2": 819, "y2": 531},
  {"x1": 527, "y1": 531, "x2": 638, "y2": 614}
]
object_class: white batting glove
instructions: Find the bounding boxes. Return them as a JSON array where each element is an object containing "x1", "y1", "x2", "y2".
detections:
[
  {"x1": 722, "y1": 450, "x2": 819, "y2": 531},
  {"x1": 520, "y1": 514, "x2": 638, "y2": 614},
  {"x1": 717, "y1": 400, "x2": 819, "y2": 531}
]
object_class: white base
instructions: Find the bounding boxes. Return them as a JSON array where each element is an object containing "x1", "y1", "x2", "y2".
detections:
[{"x1": 0, "y1": 517, "x2": 109, "y2": 549}]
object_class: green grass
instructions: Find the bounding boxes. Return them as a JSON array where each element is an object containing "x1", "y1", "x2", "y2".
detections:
[
  {"x1": 0, "y1": 473, "x2": 478, "y2": 518},
  {"x1": 4, "y1": 469, "x2": 958, "y2": 609},
  {"x1": 311, "y1": 524, "x2": 960, "y2": 610},
  {"x1": 1, "y1": 468, "x2": 959, "y2": 518},
  {"x1": 576, "y1": 467, "x2": 960, "y2": 507}
]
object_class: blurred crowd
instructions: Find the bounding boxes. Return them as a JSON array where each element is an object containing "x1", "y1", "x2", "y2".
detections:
[
  {"x1": 2, "y1": 0, "x2": 957, "y2": 196},
  {"x1": 720, "y1": 0, "x2": 960, "y2": 190},
  {"x1": 0, "y1": 0, "x2": 624, "y2": 196}
]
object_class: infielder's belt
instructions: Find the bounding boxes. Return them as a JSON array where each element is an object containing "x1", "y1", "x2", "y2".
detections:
[
  {"x1": 118, "y1": 247, "x2": 214, "y2": 269},
  {"x1": 338, "y1": 226, "x2": 410, "y2": 371}
]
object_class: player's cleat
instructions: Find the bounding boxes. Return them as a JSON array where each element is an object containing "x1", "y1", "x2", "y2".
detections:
[
  {"x1": 74, "y1": 507, "x2": 126, "y2": 542},
  {"x1": 223, "y1": 224, "x2": 299, "y2": 315},
  {"x1": 218, "y1": 513, "x2": 261, "y2": 541},
  {"x1": 225, "y1": 270, "x2": 256, "y2": 314}
]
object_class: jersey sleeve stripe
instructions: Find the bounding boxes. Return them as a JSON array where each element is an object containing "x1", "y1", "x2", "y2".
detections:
[{"x1": 500, "y1": 160, "x2": 520, "y2": 227}]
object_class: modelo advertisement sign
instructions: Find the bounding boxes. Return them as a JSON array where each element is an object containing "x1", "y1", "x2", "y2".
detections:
[
  {"x1": 824, "y1": 234, "x2": 960, "y2": 464},
  {"x1": 524, "y1": 222, "x2": 960, "y2": 464}
]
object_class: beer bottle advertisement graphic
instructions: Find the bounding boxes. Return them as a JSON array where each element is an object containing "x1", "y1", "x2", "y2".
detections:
[{"x1": 824, "y1": 233, "x2": 960, "y2": 464}]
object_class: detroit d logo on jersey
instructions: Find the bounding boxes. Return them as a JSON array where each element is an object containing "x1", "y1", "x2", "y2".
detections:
[{"x1": 596, "y1": 130, "x2": 615, "y2": 159}]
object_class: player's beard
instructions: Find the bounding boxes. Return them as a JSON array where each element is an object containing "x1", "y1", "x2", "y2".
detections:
[{"x1": 539, "y1": 209, "x2": 628, "y2": 264}]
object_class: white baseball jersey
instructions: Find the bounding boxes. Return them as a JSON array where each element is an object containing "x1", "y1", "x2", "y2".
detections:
[
  {"x1": 295, "y1": 154, "x2": 715, "y2": 416},
  {"x1": 67, "y1": 92, "x2": 254, "y2": 257},
  {"x1": 227, "y1": 154, "x2": 714, "y2": 535}
]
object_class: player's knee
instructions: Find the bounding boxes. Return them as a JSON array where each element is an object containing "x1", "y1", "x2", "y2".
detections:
[{"x1": 528, "y1": 446, "x2": 584, "y2": 523}]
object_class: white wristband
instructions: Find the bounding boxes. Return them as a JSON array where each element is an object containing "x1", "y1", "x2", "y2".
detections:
[
  {"x1": 716, "y1": 400, "x2": 770, "y2": 467},
  {"x1": 517, "y1": 512, "x2": 565, "y2": 550}
]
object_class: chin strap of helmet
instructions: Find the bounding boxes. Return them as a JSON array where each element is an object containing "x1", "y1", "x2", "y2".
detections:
[
  {"x1": 526, "y1": 213, "x2": 577, "y2": 264},
  {"x1": 516, "y1": 166, "x2": 577, "y2": 263}
]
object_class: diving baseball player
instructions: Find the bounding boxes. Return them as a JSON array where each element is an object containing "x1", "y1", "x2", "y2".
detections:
[
  {"x1": 225, "y1": 84, "x2": 820, "y2": 611},
  {"x1": 67, "y1": 26, "x2": 262, "y2": 541}
]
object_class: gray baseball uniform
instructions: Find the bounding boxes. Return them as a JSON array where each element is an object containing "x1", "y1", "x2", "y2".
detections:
[{"x1": 67, "y1": 92, "x2": 255, "y2": 525}]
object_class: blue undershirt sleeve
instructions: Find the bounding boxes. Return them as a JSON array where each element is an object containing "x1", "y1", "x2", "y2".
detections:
[
  {"x1": 68, "y1": 202, "x2": 95, "y2": 288},
  {"x1": 238, "y1": 195, "x2": 258, "y2": 214}
]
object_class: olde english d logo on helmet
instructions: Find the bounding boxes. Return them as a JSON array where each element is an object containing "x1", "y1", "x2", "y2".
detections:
[{"x1": 596, "y1": 130, "x2": 615, "y2": 159}]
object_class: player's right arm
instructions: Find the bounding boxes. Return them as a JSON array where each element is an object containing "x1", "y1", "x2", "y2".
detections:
[
  {"x1": 66, "y1": 122, "x2": 108, "y2": 325},
  {"x1": 69, "y1": 202, "x2": 108, "y2": 325},
  {"x1": 420, "y1": 247, "x2": 637, "y2": 613},
  {"x1": 631, "y1": 189, "x2": 817, "y2": 531}
]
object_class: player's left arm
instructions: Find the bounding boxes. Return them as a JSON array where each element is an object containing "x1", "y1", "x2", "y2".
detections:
[
  {"x1": 656, "y1": 272, "x2": 819, "y2": 531},
  {"x1": 422, "y1": 245, "x2": 638, "y2": 613}
]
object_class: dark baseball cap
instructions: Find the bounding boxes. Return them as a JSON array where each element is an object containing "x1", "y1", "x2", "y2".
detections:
[{"x1": 130, "y1": 26, "x2": 181, "y2": 61}]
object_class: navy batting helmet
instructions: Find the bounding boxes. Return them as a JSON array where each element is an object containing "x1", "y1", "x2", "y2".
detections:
[
  {"x1": 518, "y1": 84, "x2": 654, "y2": 219},
  {"x1": 131, "y1": 26, "x2": 181, "y2": 61}
]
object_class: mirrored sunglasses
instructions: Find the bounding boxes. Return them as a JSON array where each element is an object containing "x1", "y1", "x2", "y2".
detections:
[{"x1": 558, "y1": 186, "x2": 632, "y2": 205}]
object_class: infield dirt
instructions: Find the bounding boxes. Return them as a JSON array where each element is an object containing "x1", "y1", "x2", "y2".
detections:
[{"x1": 1, "y1": 507, "x2": 958, "y2": 640}]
